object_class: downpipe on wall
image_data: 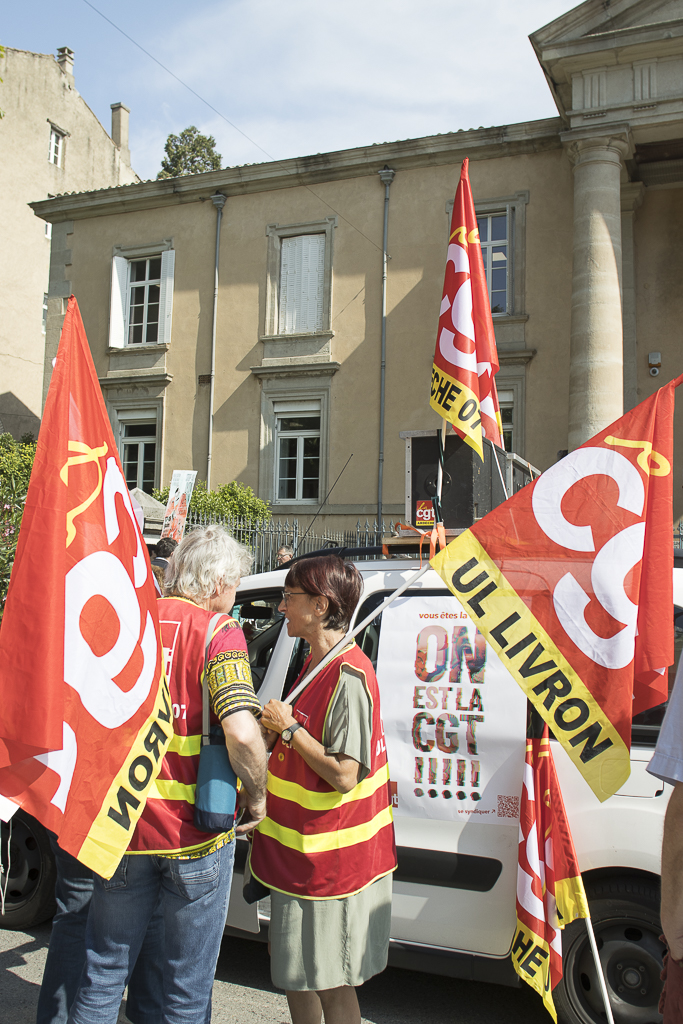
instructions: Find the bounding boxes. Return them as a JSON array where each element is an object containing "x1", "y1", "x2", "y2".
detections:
[
  {"x1": 377, "y1": 165, "x2": 395, "y2": 525},
  {"x1": 207, "y1": 192, "x2": 226, "y2": 490}
]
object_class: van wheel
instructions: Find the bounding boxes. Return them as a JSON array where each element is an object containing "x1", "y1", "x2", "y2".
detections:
[
  {"x1": 0, "y1": 811, "x2": 56, "y2": 930},
  {"x1": 553, "y1": 877, "x2": 663, "y2": 1024}
]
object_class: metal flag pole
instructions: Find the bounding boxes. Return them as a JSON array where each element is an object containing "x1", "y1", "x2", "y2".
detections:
[
  {"x1": 585, "y1": 916, "x2": 616, "y2": 1024},
  {"x1": 433, "y1": 418, "x2": 448, "y2": 525}
]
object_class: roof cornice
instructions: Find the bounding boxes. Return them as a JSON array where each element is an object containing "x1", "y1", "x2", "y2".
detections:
[{"x1": 30, "y1": 118, "x2": 563, "y2": 222}]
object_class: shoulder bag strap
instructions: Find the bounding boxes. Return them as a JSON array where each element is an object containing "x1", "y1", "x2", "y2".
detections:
[{"x1": 202, "y1": 613, "x2": 224, "y2": 747}]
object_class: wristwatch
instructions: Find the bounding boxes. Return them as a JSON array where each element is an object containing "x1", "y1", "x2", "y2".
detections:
[{"x1": 282, "y1": 722, "x2": 303, "y2": 746}]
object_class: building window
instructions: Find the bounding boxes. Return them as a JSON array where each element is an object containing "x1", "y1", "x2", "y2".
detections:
[
  {"x1": 279, "y1": 234, "x2": 325, "y2": 335},
  {"x1": 108, "y1": 245, "x2": 175, "y2": 349},
  {"x1": 498, "y1": 388, "x2": 514, "y2": 452},
  {"x1": 264, "y1": 218, "x2": 337, "y2": 339},
  {"x1": 477, "y1": 213, "x2": 508, "y2": 314},
  {"x1": 49, "y1": 127, "x2": 64, "y2": 167},
  {"x1": 128, "y1": 257, "x2": 161, "y2": 345},
  {"x1": 275, "y1": 403, "x2": 321, "y2": 501},
  {"x1": 42, "y1": 294, "x2": 48, "y2": 335},
  {"x1": 45, "y1": 221, "x2": 52, "y2": 240},
  {"x1": 121, "y1": 419, "x2": 157, "y2": 492}
]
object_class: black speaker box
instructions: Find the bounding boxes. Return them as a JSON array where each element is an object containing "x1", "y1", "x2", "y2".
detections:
[{"x1": 410, "y1": 434, "x2": 509, "y2": 529}]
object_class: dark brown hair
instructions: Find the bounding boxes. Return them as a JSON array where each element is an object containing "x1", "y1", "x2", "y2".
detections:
[{"x1": 285, "y1": 555, "x2": 362, "y2": 632}]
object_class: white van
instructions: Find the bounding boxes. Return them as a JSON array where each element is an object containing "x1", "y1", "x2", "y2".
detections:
[
  {"x1": 225, "y1": 551, "x2": 683, "y2": 1024},
  {"x1": 3, "y1": 550, "x2": 681, "y2": 1024}
]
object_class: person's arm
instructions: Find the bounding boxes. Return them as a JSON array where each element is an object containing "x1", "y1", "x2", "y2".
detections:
[
  {"x1": 661, "y1": 782, "x2": 683, "y2": 959},
  {"x1": 260, "y1": 699, "x2": 361, "y2": 794},
  {"x1": 220, "y1": 710, "x2": 268, "y2": 835}
]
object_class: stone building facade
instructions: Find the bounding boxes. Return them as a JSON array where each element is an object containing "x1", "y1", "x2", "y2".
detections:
[
  {"x1": 32, "y1": 0, "x2": 683, "y2": 528},
  {"x1": 0, "y1": 46, "x2": 137, "y2": 438}
]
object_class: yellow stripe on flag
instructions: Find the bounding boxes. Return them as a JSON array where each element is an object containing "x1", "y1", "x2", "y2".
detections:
[
  {"x1": 430, "y1": 530, "x2": 631, "y2": 802},
  {"x1": 257, "y1": 805, "x2": 394, "y2": 854},
  {"x1": 555, "y1": 875, "x2": 590, "y2": 925},
  {"x1": 267, "y1": 763, "x2": 390, "y2": 811},
  {"x1": 511, "y1": 917, "x2": 557, "y2": 1022},
  {"x1": 429, "y1": 363, "x2": 483, "y2": 460}
]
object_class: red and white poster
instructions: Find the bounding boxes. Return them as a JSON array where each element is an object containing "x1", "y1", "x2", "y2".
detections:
[
  {"x1": 161, "y1": 470, "x2": 197, "y2": 542},
  {"x1": 0, "y1": 298, "x2": 171, "y2": 877},
  {"x1": 375, "y1": 595, "x2": 526, "y2": 823}
]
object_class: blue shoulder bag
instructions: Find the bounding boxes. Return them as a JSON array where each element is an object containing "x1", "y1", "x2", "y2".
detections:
[{"x1": 193, "y1": 613, "x2": 238, "y2": 833}]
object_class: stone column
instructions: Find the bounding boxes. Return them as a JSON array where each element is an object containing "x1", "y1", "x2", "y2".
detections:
[
  {"x1": 621, "y1": 182, "x2": 644, "y2": 412},
  {"x1": 564, "y1": 132, "x2": 629, "y2": 449}
]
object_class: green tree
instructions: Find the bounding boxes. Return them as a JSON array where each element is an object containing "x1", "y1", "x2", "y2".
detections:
[
  {"x1": 0, "y1": 433, "x2": 37, "y2": 618},
  {"x1": 157, "y1": 126, "x2": 222, "y2": 179},
  {"x1": 153, "y1": 479, "x2": 270, "y2": 523}
]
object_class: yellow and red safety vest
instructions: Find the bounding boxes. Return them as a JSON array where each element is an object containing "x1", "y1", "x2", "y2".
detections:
[
  {"x1": 129, "y1": 597, "x2": 238, "y2": 854},
  {"x1": 250, "y1": 642, "x2": 397, "y2": 899}
]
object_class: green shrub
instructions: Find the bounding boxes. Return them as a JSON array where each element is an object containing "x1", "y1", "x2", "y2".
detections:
[
  {"x1": 0, "y1": 433, "x2": 37, "y2": 617},
  {"x1": 152, "y1": 479, "x2": 271, "y2": 523}
]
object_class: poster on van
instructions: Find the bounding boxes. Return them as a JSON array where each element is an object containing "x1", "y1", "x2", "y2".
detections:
[{"x1": 376, "y1": 595, "x2": 527, "y2": 823}]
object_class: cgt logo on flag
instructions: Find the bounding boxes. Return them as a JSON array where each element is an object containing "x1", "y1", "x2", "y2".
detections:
[
  {"x1": 431, "y1": 379, "x2": 682, "y2": 801},
  {"x1": 0, "y1": 297, "x2": 171, "y2": 877},
  {"x1": 430, "y1": 158, "x2": 503, "y2": 460}
]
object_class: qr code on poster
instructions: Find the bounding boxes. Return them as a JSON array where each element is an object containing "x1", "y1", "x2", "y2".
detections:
[{"x1": 497, "y1": 795, "x2": 520, "y2": 819}]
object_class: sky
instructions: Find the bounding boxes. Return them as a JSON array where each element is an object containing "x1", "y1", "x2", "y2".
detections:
[{"x1": 3, "y1": 0, "x2": 575, "y2": 182}]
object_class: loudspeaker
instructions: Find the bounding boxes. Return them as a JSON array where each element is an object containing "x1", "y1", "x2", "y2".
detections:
[{"x1": 409, "y1": 434, "x2": 509, "y2": 530}]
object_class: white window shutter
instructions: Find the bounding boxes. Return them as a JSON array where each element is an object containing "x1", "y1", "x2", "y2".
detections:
[
  {"x1": 279, "y1": 235, "x2": 324, "y2": 334},
  {"x1": 108, "y1": 256, "x2": 128, "y2": 348},
  {"x1": 158, "y1": 250, "x2": 175, "y2": 346}
]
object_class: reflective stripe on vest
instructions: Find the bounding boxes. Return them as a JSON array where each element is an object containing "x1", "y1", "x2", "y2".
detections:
[
  {"x1": 266, "y1": 761, "x2": 390, "y2": 812},
  {"x1": 258, "y1": 803, "x2": 394, "y2": 854}
]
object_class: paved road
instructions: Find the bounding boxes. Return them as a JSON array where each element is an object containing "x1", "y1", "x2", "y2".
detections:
[{"x1": 0, "y1": 923, "x2": 550, "y2": 1023}]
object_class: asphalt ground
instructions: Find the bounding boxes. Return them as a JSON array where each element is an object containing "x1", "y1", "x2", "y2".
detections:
[{"x1": 0, "y1": 922, "x2": 550, "y2": 1023}]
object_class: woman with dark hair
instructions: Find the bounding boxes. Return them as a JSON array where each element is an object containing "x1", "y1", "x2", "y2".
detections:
[{"x1": 251, "y1": 555, "x2": 397, "y2": 1024}]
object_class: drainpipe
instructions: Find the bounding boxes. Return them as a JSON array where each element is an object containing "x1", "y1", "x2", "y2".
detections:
[
  {"x1": 377, "y1": 166, "x2": 395, "y2": 528},
  {"x1": 207, "y1": 192, "x2": 226, "y2": 490}
]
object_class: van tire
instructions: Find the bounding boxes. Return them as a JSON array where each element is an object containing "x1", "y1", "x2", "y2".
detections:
[
  {"x1": 0, "y1": 811, "x2": 56, "y2": 930},
  {"x1": 553, "y1": 876, "x2": 663, "y2": 1024}
]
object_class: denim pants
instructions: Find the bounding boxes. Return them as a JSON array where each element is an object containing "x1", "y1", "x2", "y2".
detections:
[
  {"x1": 67, "y1": 841, "x2": 235, "y2": 1024},
  {"x1": 36, "y1": 836, "x2": 164, "y2": 1024}
]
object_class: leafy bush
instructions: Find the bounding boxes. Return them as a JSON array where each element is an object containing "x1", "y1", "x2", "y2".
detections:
[
  {"x1": 0, "y1": 433, "x2": 37, "y2": 618},
  {"x1": 152, "y1": 479, "x2": 271, "y2": 523}
]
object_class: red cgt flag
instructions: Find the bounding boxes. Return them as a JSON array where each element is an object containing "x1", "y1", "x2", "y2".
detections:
[
  {"x1": 430, "y1": 157, "x2": 504, "y2": 459},
  {"x1": 0, "y1": 298, "x2": 172, "y2": 877},
  {"x1": 431, "y1": 379, "x2": 681, "y2": 801},
  {"x1": 512, "y1": 728, "x2": 589, "y2": 1021}
]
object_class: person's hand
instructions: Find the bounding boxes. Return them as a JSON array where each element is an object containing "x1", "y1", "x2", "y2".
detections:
[
  {"x1": 259, "y1": 719, "x2": 279, "y2": 751},
  {"x1": 235, "y1": 788, "x2": 266, "y2": 835},
  {"x1": 260, "y1": 699, "x2": 297, "y2": 735}
]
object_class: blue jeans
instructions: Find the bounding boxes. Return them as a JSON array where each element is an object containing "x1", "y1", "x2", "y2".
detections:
[
  {"x1": 67, "y1": 841, "x2": 235, "y2": 1024},
  {"x1": 36, "y1": 836, "x2": 164, "y2": 1024}
]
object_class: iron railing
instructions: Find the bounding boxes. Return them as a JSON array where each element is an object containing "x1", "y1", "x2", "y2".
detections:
[{"x1": 185, "y1": 512, "x2": 397, "y2": 575}]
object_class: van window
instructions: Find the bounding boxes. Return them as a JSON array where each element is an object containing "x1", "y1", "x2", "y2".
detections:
[
  {"x1": 631, "y1": 604, "x2": 683, "y2": 747},
  {"x1": 233, "y1": 591, "x2": 284, "y2": 693}
]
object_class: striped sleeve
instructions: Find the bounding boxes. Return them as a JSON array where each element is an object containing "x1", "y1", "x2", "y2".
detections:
[{"x1": 206, "y1": 619, "x2": 261, "y2": 721}]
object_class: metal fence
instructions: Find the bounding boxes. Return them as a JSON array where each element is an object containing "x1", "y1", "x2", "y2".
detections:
[{"x1": 185, "y1": 512, "x2": 397, "y2": 575}]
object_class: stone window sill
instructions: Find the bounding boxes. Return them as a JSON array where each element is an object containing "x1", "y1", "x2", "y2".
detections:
[
  {"x1": 259, "y1": 330, "x2": 334, "y2": 343},
  {"x1": 107, "y1": 343, "x2": 170, "y2": 355}
]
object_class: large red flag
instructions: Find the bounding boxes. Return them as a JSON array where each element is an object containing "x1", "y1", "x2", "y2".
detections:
[
  {"x1": 512, "y1": 728, "x2": 590, "y2": 1020},
  {"x1": 0, "y1": 297, "x2": 172, "y2": 877},
  {"x1": 431, "y1": 379, "x2": 681, "y2": 801},
  {"x1": 430, "y1": 158, "x2": 504, "y2": 459}
]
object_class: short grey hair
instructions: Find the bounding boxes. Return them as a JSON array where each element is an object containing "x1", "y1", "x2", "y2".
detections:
[{"x1": 165, "y1": 525, "x2": 253, "y2": 601}]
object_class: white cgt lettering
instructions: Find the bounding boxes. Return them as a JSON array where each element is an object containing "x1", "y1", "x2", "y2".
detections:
[
  {"x1": 64, "y1": 550, "x2": 156, "y2": 728},
  {"x1": 532, "y1": 447, "x2": 646, "y2": 670},
  {"x1": 102, "y1": 458, "x2": 147, "y2": 588}
]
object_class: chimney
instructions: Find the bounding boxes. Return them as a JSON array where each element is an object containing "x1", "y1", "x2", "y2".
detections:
[
  {"x1": 111, "y1": 103, "x2": 131, "y2": 166},
  {"x1": 56, "y1": 47, "x2": 75, "y2": 85}
]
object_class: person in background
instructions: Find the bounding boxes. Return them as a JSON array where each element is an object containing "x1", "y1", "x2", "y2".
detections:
[
  {"x1": 67, "y1": 526, "x2": 268, "y2": 1024},
  {"x1": 151, "y1": 536, "x2": 178, "y2": 570},
  {"x1": 250, "y1": 555, "x2": 396, "y2": 1024},
  {"x1": 276, "y1": 545, "x2": 294, "y2": 567},
  {"x1": 647, "y1": 656, "x2": 683, "y2": 1021}
]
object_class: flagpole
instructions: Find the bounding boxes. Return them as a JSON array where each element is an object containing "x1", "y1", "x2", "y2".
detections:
[{"x1": 585, "y1": 916, "x2": 616, "y2": 1024}]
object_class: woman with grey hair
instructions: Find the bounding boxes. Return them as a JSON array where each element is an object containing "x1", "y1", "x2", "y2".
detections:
[{"x1": 68, "y1": 525, "x2": 268, "y2": 1024}]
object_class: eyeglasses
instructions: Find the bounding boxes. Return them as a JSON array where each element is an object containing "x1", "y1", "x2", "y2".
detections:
[{"x1": 281, "y1": 590, "x2": 308, "y2": 605}]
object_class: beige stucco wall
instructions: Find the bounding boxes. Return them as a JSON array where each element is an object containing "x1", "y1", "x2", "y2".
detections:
[
  {"x1": 0, "y1": 47, "x2": 136, "y2": 438},
  {"x1": 42, "y1": 130, "x2": 579, "y2": 531}
]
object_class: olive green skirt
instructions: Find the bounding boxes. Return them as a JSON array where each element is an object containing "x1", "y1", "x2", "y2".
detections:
[{"x1": 269, "y1": 873, "x2": 392, "y2": 992}]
